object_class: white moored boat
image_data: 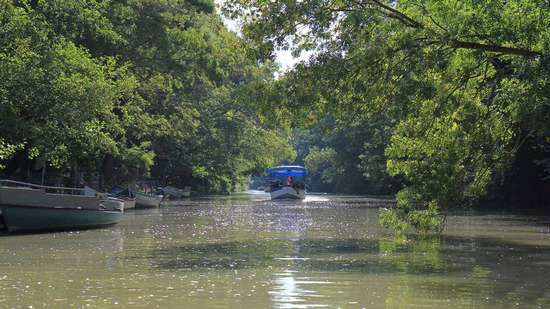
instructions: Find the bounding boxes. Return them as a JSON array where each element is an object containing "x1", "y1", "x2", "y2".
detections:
[
  {"x1": 131, "y1": 190, "x2": 163, "y2": 208},
  {"x1": 109, "y1": 186, "x2": 136, "y2": 210},
  {"x1": 266, "y1": 166, "x2": 308, "y2": 200},
  {"x1": 0, "y1": 180, "x2": 123, "y2": 233}
]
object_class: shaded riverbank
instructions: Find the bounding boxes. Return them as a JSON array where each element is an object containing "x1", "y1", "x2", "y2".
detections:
[{"x1": 1, "y1": 192, "x2": 549, "y2": 308}]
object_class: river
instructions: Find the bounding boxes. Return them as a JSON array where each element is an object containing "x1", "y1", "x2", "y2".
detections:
[{"x1": 1, "y1": 191, "x2": 550, "y2": 308}]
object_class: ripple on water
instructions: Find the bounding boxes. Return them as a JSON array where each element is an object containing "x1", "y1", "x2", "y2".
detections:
[{"x1": 1, "y1": 193, "x2": 550, "y2": 308}]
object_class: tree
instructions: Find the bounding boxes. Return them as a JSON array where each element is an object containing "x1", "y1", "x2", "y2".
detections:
[
  {"x1": 225, "y1": 0, "x2": 550, "y2": 233},
  {"x1": 0, "y1": 0, "x2": 295, "y2": 192}
]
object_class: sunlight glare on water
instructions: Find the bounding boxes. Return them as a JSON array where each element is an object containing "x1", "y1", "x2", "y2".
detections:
[
  {"x1": 1, "y1": 192, "x2": 550, "y2": 308},
  {"x1": 303, "y1": 195, "x2": 329, "y2": 202}
]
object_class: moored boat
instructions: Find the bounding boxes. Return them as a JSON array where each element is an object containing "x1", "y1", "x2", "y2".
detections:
[
  {"x1": 121, "y1": 198, "x2": 136, "y2": 210},
  {"x1": 266, "y1": 166, "x2": 308, "y2": 200},
  {"x1": 0, "y1": 180, "x2": 123, "y2": 233},
  {"x1": 110, "y1": 186, "x2": 136, "y2": 210},
  {"x1": 131, "y1": 190, "x2": 163, "y2": 208}
]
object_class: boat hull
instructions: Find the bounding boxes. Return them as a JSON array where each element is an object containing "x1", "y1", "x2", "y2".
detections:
[
  {"x1": 122, "y1": 198, "x2": 136, "y2": 210},
  {"x1": 270, "y1": 186, "x2": 306, "y2": 200},
  {"x1": 132, "y1": 192, "x2": 163, "y2": 208},
  {"x1": 0, "y1": 205, "x2": 122, "y2": 233}
]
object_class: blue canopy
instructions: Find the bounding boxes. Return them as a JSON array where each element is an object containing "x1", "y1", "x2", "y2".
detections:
[{"x1": 266, "y1": 165, "x2": 308, "y2": 177}]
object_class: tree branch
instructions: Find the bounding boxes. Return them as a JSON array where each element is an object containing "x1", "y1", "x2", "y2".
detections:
[
  {"x1": 358, "y1": 1, "x2": 542, "y2": 58},
  {"x1": 449, "y1": 40, "x2": 541, "y2": 58},
  {"x1": 368, "y1": 0, "x2": 423, "y2": 29}
]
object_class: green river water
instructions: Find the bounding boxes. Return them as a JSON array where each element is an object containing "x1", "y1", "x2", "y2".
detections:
[{"x1": 1, "y1": 191, "x2": 550, "y2": 308}]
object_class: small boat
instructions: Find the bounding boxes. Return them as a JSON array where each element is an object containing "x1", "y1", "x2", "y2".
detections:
[
  {"x1": 130, "y1": 190, "x2": 163, "y2": 208},
  {"x1": 110, "y1": 186, "x2": 136, "y2": 210},
  {"x1": 161, "y1": 185, "x2": 191, "y2": 199},
  {"x1": 0, "y1": 180, "x2": 123, "y2": 233},
  {"x1": 120, "y1": 197, "x2": 136, "y2": 210},
  {"x1": 266, "y1": 166, "x2": 308, "y2": 200}
]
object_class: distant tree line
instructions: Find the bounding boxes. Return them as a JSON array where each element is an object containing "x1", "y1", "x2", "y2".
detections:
[{"x1": 293, "y1": 116, "x2": 402, "y2": 195}]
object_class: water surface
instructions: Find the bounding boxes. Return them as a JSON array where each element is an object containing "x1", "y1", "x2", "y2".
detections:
[{"x1": 1, "y1": 191, "x2": 550, "y2": 308}]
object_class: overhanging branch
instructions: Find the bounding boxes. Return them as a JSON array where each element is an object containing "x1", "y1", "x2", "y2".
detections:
[
  {"x1": 369, "y1": 0, "x2": 423, "y2": 29},
  {"x1": 357, "y1": 0, "x2": 542, "y2": 58},
  {"x1": 449, "y1": 40, "x2": 540, "y2": 58}
]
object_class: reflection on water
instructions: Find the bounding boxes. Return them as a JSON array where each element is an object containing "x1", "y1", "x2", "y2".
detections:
[
  {"x1": 1, "y1": 193, "x2": 550, "y2": 308},
  {"x1": 271, "y1": 271, "x2": 330, "y2": 309}
]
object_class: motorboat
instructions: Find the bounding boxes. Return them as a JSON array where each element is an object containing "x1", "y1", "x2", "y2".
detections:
[
  {"x1": 265, "y1": 166, "x2": 308, "y2": 200},
  {"x1": 0, "y1": 180, "x2": 123, "y2": 233}
]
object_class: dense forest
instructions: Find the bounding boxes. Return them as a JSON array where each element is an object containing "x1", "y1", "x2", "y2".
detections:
[
  {"x1": 0, "y1": 0, "x2": 295, "y2": 193},
  {"x1": 1, "y1": 0, "x2": 549, "y2": 234},
  {"x1": 224, "y1": 0, "x2": 550, "y2": 232}
]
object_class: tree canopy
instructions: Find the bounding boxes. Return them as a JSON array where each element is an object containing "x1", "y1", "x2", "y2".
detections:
[
  {"x1": 225, "y1": 0, "x2": 550, "y2": 233},
  {"x1": 0, "y1": 0, "x2": 295, "y2": 192}
]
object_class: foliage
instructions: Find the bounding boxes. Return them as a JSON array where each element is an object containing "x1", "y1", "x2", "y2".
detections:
[
  {"x1": 380, "y1": 188, "x2": 441, "y2": 237},
  {"x1": 0, "y1": 139, "x2": 21, "y2": 170},
  {"x1": 0, "y1": 0, "x2": 294, "y2": 192},
  {"x1": 225, "y1": 0, "x2": 550, "y2": 232},
  {"x1": 304, "y1": 146, "x2": 338, "y2": 190},
  {"x1": 293, "y1": 114, "x2": 402, "y2": 194}
]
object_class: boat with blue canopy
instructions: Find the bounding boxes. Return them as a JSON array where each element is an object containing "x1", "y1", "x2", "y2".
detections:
[{"x1": 265, "y1": 165, "x2": 307, "y2": 200}]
